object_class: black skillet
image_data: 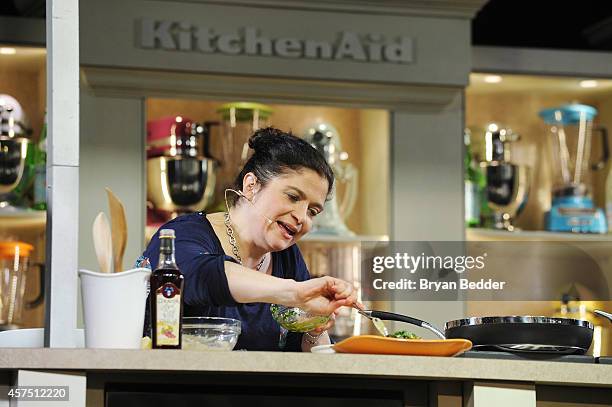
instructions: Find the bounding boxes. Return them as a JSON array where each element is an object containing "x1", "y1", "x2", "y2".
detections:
[{"x1": 359, "y1": 310, "x2": 594, "y2": 354}]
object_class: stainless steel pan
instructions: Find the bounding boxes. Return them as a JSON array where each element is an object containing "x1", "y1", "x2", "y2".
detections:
[
  {"x1": 444, "y1": 315, "x2": 593, "y2": 354},
  {"x1": 359, "y1": 310, "x2": 594, "y2": 354}
]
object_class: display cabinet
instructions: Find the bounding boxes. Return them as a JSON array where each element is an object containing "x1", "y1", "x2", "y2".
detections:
[
  {"x1": 0, "y1": 44, "x2": 46, "y2": 329},
  {"x1": 464, "y1": 48, "x2": 612, "y2": 356}
]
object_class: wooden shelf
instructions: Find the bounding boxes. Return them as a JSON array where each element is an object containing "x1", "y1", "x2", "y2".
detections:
[
  {"x1": 0, "y1": 210, "x2": 46, "y2": 229},
  {"x1": 300, "y1": 234, "x2": 389, "y2": 243},
  {"x1": 466, "y1": 228, "x2": 612, "y2": 242}
]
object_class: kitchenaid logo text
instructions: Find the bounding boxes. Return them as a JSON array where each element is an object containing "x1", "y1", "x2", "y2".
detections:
[
  {"x1": 139, "y1": 19, "x2": 414, "y2": 64},
  {"x1": 372, "y1": 253, "x2": 487, "y2": 274}
]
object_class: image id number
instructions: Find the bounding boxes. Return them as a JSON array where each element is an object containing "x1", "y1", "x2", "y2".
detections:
[{"x1": 8, "y1": 386, "x2": 69, "y2": 401}]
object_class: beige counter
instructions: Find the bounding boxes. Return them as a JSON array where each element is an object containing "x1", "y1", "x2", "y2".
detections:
[{"x1": 0, "y1": 348, "x2": 611, "y2": 388}]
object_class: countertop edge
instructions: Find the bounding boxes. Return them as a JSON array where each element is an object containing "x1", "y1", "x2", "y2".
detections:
[{"x1": 0, "y1": 349, "x2": 611, "y2": 387}]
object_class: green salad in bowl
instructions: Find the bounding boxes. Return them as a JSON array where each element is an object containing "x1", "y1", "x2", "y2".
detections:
[{"x1": 270, "y1": 304, "x2": 330, "y2": 332}]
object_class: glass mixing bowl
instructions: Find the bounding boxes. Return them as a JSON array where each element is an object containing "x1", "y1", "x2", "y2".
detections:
[
  {"x1": 182, "y1": 317, "x2": 241, "y2": 351},
  {"x1": 270, "y1": 304, "x2": 330, "y2": 332}
]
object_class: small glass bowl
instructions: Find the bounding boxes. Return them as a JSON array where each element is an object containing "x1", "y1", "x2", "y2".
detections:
[
  {"x1": 182, "y1": 317, "x2": 241, "y2": 351},
  {"x1": 270, "y1": 304, "x2": 330, "y2": 333}
]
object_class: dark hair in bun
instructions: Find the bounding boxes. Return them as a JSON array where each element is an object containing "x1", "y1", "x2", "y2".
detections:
[{"x1": 229, "y1": 127, "x2": 334, "y2": 206}]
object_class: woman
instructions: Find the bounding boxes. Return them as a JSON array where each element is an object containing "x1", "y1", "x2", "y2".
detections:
[{"x1": 142, "y1": 127, "x2": 361, "y2": 351}]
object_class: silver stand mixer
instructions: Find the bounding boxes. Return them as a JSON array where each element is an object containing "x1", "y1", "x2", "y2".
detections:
[
  {"x1": 303, "y1": 122, "x2": 357, "y2": 236},
  {"x1": 479, "y1": 124, "x2": 530, "y2": 231},
  {"x1": 0, "y1": 95, "x2": 31, "y2": 213},
  {"x1": 146, "y1": 117, "x2": 218, "y2": 220}
]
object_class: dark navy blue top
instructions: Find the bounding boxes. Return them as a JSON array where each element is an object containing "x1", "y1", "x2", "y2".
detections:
[{"x1": 142, "y1": 212, "x2": 309, "y2": 351}]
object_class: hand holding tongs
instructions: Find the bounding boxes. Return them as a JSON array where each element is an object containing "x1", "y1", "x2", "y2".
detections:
[{"x1": 357, "y1": 309, "x2": 446, "y2": 339}]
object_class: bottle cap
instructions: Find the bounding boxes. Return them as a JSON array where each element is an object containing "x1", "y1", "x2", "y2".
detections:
[{"x1": 159, "y1": 229, "x2": 175, "y2": 239}]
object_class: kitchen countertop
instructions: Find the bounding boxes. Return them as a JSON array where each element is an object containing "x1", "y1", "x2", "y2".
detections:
[{"x1": 1, "y1": 349, "x2": 611, "y2": 387}]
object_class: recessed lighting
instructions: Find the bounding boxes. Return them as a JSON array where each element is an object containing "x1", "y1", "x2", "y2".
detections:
[
  {"x1": 0, "y1": 48, "x2": 16, "y2": 55},
  {"x1": 579, "y1": 80, "x2": 598, "y2": 88},
  {"x1": 484, "y1": 75, "x2": 503, "y2": 84}
]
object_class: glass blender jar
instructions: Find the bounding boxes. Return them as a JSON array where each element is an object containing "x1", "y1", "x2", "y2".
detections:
[
  {"x1": 539, "y1": 104, "x2": 609, "y2": 233},
  {"x1": 212, "y1": 102, "x2": 272, "y2": 210},
  {"x1": 0, "y1": 241, "x2": 44, "y2": 330}
]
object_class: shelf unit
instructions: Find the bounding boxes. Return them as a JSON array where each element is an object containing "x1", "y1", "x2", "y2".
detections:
[{"x1": 0, "y1": 38, "x2": 47, "y2": 330}]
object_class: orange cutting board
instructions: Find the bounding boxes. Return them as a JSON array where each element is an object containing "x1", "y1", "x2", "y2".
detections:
[{"x1": 333, "y1": 335, "x2": 472, "y2": 356}]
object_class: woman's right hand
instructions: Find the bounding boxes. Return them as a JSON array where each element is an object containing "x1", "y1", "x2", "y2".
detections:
[{"x1": 294, "y1": 276, "x2": 362, "y2": 315}]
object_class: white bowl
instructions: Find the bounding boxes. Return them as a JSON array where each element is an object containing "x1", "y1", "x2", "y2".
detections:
[{"x1": 182, "y1": 317, "x2": 241, "y2": 351}]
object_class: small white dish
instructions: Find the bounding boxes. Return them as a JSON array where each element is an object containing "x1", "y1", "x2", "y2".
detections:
[
  {"x1": 0, "y1": 328, "x2": 84, "y2": 348},
  {"x1": 310, "y1": 344, "x2": 336, "y2": 354}
]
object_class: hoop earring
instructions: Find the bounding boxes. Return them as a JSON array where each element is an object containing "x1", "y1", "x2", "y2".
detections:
[{"x1": 224, "y1": 188, "x2": 250, "y2": 214}]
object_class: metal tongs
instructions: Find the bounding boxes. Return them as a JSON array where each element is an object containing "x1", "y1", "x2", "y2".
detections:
[
  {"x1": 357, "y1": 309, "x2": 446, "y2": 339},
  {"x1": 594, "y1": 309, "x2": 612, "y2": 323}
]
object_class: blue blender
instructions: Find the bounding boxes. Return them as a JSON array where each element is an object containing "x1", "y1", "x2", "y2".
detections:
[{"x1": 540, "y1": 104, "x2": 609, "y2": 233}]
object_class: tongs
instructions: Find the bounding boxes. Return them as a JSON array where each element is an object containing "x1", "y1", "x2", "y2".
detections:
[
  {"x1": 594, "y1": 309, "x2": 612, "y2": 323},
  {"x1": 357, "y1": 309, "x2": 446, "y2": 339}
]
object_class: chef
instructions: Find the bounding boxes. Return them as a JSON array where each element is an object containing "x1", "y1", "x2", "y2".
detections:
[{"x1": 142, "y1": 127, "x2": 361, "y2": 351}]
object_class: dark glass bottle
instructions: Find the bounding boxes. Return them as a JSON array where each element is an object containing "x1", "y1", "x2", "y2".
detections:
[{"x1": 150, "y1": 229, "x2": 184, "y2": 349}]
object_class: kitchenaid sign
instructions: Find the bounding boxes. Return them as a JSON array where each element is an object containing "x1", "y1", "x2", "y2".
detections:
[{"x1": 138, "y1": 19, "x2": 414, "y2": 64}]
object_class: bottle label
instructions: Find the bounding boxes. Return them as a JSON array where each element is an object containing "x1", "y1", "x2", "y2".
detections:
[{"x1": 155, "y1": 283, "x2": 181, "y2": 346}]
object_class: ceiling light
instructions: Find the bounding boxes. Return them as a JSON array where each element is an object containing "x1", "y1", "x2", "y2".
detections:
[
  {"x1": 484, "y1": 75, "x2": 502, "y2": 84},
  {"x1": 0, "y1": 48, "x2": 16, "y2": 55},
  {"x1": 579, "y1": 80, "x2": 598, "y2": 88}
]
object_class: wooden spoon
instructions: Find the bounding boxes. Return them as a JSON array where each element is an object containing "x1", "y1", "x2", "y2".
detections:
[
  {"x1": 92, "y1": 212, "x2": 112, "y2": 274},
  {"x1": 105, "y1": 187, "x2": 127, "y2": 272}
]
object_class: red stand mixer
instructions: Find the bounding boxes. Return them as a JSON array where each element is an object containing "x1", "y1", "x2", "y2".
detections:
[{"x1": 146, "y1": 116, "x2": 218, "y2": 228}]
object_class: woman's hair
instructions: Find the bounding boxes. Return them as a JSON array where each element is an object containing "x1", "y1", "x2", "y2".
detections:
[{"x1": 228, "y1": 127, "x2": 334, "y2": 206}]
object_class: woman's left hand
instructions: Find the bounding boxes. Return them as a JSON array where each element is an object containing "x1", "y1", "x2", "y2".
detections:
[
  {"x1": 309, "y1": 309, "x2": 338, "y2": 336},
  {"x1": 302, "y1": 310, "x2": 336, "y2": 350}
]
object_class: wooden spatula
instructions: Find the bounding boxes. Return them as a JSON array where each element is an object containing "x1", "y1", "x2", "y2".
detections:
[
  {"x1": 105, "y1": 187, "x2": 127, "y2": 272},
  {"x1": 92, "y1": 212, "x2": 112, "y2": 274}
]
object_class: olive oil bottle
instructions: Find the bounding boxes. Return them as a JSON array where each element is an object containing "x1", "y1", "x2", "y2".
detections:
[{"x1": 151, "y1": 229, "x2": 184, "y2": 349}]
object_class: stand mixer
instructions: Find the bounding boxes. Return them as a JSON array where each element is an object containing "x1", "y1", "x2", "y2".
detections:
[
  {"x1": 479, "y1": 124, "x2": 530, "y2": 231},
  {"x1": 146, "y1": 116, "x2": 218, "y2": 224},
  {"x1": 540, "y1": 104, "x2": 609, "y2": 233},
  {"x1": 0, "y1": 95, "x2": 31, "y2": 213},
  {"x1": 303, "y1": 122, "x2": 357, "y2": 236}
]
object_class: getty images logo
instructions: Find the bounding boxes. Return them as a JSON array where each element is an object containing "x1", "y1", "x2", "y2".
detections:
[{"x1": 139, "y1": 19, "x2": 414, "y2": 64}]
